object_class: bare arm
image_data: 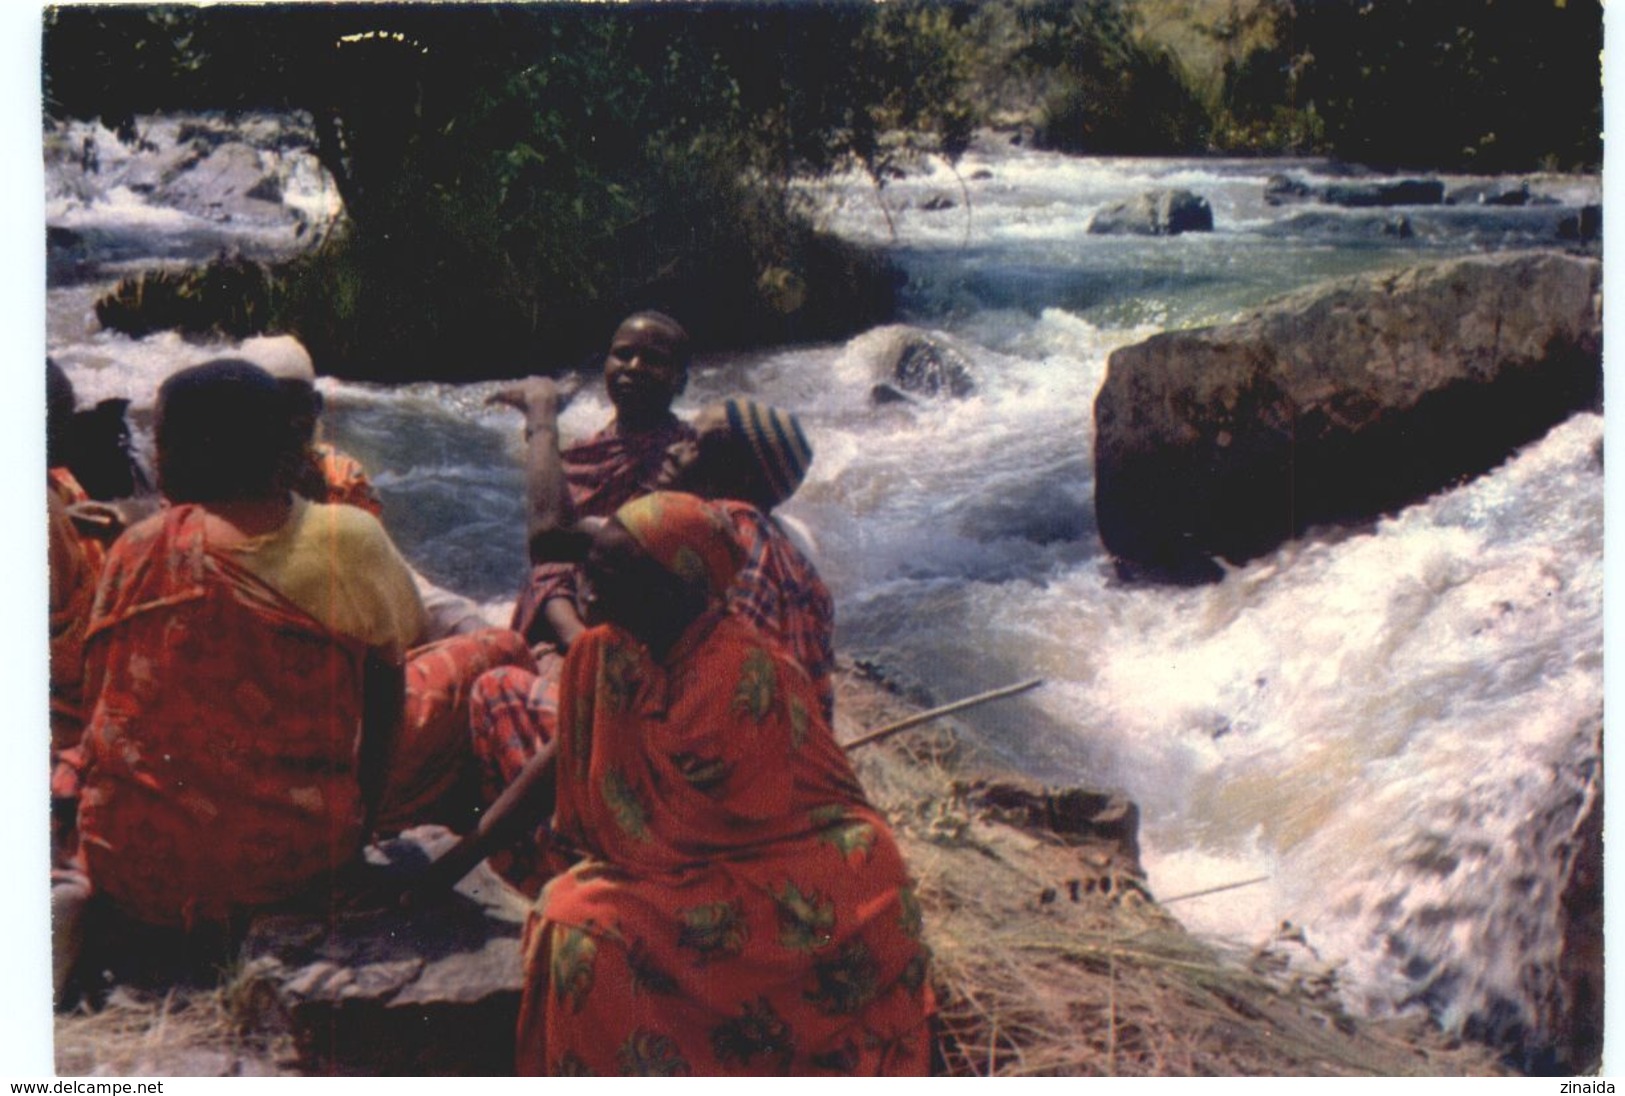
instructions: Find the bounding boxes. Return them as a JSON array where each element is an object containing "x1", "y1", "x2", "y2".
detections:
[
  {"x1": 544, "y1": 598, "x2": 587, "y2": 651},
  {"x1": 357, "y1": 649, "x2": 406, "y2": 837},
  {"x1": 488, "y1": 378, "x2": 579, "y2": 565}
]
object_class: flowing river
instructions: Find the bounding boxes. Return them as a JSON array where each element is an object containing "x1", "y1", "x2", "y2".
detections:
[{"x1": 43, "y1": 115, "x2": 1603, "y2": 1066}]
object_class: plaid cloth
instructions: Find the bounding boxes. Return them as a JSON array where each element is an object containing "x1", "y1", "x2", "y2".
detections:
[
  {"x1": 721, "y1": 502, "x2": 836, "y2": 722},
  {"x1": 510, "y1": 416, "x2": 695, "y2": 642},
  {"x1": 468, "y1": 655, "x2": 568, "y2": 895}
]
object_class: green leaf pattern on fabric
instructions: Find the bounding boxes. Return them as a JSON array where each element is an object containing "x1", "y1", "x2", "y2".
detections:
[
  {"x1": 808, "y1": 804, "x2": 846, "y2": 826},
  {"x1": 809, "y1": 804, "x2": 875, "y2": 861},
  {"x1": 805, "y1": 939, "x2": 879, "y2": 1016},
  {"x1": 732, "y1": 646, "x2": 777, "y2": 723},
  {"x1": 774, "y1": 880, "x2": 836, "y2": 952},
  {"x1": 617, "y1": 1029, "x2": 692, "y2": 1076},
  {"x1": 670, "y1": 545, "x2": 709, "y2": 589},
  {"x1": 626, "y1": 938, "x2": 681, "y2": 997},
  {"x1": 898, "y1": 884, "x2": 924, "y2": 940},
  {"x1": 809, "y1": 1039, "x2": 862, "y2": 1074},
  {"x1": 821, "y1": 817, "x2": 876, "y2": 860},
  {"x1": 550, "y1": 924, "x2": 597, "y2": 1014},
  {"x1": 710, "y1": 995, "x2": 795, "y2": 1071},
  {"x1": 788, "y1": 695, "x2": 810, "y2": 749},
  {"x1": 602, "y1": 769, "x2": 650, "y2": 842},
  {"x1": 601, "y1": 637, "x2": 641, "y2": 714},
  {"x1": 671, "y1": 751, "x2": 729, "y2": 793},
  {"x1": 552, "y1": 1051, "x2": 595, "y2": 1076},
  {"x1": 677, "y1": 899, "x2": 749, "y2": 964}
]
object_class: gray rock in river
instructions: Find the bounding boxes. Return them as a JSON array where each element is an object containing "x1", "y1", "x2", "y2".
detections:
[
  {"x1": 1087, "y1": 188, "x2": 1213, "y2": 236},
  {"x1": 1319, "y1": 178, "x2": 1446, "y2": 207},
  {"x1": 860, "y1": 324, "x2": 978, "y2": 404},
  {"x1": 1263, "y1": 173, "x2": 1317, "y2": 206},
  {"x1": 1093, "y1": 251, "x2": 1602, "y2": 583},
  {"x1": 1445, "y1": 179, "x2": 1533, "y2": 207}
]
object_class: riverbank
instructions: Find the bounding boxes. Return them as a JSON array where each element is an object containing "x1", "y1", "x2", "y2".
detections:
[{"x1": 53, "y1": 661, "x2": 1510, "y2": 1078}]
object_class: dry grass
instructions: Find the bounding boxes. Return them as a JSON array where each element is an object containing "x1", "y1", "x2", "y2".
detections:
[
  {"x1": 54, "y1": 984, "x2": 297, "y2": 1077},
  {"x1": 835, "y1": 663, "x2": 1508, "y2": 1078}
]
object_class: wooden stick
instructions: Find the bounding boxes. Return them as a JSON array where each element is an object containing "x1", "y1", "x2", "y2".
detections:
[
  {"x1": 1159, "y1": 875, "x2": 1271, "y2": 905},
  {"x1": 844, "y1": 678, "x2": 1045, "y2": 752}
]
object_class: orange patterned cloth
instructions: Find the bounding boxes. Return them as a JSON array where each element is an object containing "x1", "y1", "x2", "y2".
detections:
[
  {"x1": 313, "y1": 442, "x2": 383, "y2": 517},
  {"x1": 76, "y1": 499, "x2": 533, "y2": 926},
  {"x1": 516, "y1": 611, "x2": 933, "y2": 1076},
  {"x1": 48, "y1": 466, "x2": 110, "y2": 832},
  {"x1": 78, "y1": 505, "x2": 372, "y2": 928},
  {"x1": 48, "y1": 466, "x2": 107, "y2": 572},
  {"x1": 613, "y1": 492, "x2": 743, "y2": 597},
  {"x1": 48, "y1": 470, "x2": 101, "y2": 761},
  {"x1": 375, "y1": 627, "x2": 537, "y2": 833}
]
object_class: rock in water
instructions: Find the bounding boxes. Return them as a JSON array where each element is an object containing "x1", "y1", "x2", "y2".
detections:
[
  {"x1": 1319, "y1": 179, "x2": 1446, "y2": 207},
  {"x1": 859, "y1": 324, "x2": 977, "y2": 404},
  {"x1": 230, "y1": 827, "x2": 531, "y2": 1075},
  {"x1": 1093, "y1": 251, "x2": 1602, "y2": 583},
  {"x1": 1087, "y1": 189, "x2": 1213, "y2": 236}
]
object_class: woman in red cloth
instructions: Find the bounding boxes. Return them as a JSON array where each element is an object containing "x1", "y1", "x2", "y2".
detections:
[
  {"x1": 77, "y1": 360, "x2": 530, "y2": 930},
  {"x1": 430, "y1": 492, "x2": 933, "y2": 1075}
]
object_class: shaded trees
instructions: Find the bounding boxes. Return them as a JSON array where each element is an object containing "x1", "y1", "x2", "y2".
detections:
[
  {"x1": 1287, "y1": 0, "x2": 1602, "y2": 171},
  {"x1": 44, "y1": 3, "x2": 983, "y2": 379}
]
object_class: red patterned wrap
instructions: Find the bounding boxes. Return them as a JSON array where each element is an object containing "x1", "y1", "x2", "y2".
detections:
[
  {"x1": 515, "y1": 612, "x2": 933, "y2": 1076},
  {"x1": 78, "y1": 506, "x2": 370, "y2": 928}
]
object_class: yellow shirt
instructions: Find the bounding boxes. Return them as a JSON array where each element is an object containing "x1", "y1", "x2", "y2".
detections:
[{"x1": 224, "y1": 497, "x2": 427, "y2": 657}]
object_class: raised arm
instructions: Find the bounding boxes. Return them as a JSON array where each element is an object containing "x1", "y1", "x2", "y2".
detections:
[{"x1": 487, "y1": 377, "x2": 584, "y2": 566}]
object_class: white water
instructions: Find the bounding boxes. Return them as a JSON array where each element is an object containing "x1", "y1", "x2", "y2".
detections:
[{"x1": 42, "y1": 118, "x2": 1602, "y2": 1063}]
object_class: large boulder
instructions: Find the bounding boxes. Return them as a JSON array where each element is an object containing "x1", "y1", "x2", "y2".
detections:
[
  {"x1": 1093, "y1": 251, "x2": 1601, "y2": 582},
  {"x1": 1087, "y1": 189, "x2": 1213, "y2": 236}
]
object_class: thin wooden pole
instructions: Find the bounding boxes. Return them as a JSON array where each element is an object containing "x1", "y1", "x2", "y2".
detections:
[
  {"x1": 843, "y1": 678, "x2": 1045, "y2": 752},
  {"x1": 1159, "y1": 875, "x2": 1271, "y2": 905}
]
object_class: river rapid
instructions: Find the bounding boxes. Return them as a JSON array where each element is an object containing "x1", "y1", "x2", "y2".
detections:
[{"x1": 43, "y1": 116, "x2": 1603, "y2": 1066}]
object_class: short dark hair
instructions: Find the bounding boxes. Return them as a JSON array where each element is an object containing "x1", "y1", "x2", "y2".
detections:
[
  {"x1": 276, "y1": 377, "x2": 324, "y2": 444},
  {"x1": 156, "y1": 359, "x2": 295, "y2": 504},
  {"x1": 620, "y1": 310, "x2": 692, "y2": 371}
]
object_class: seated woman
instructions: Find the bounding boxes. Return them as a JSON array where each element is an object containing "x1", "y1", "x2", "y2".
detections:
[
  {"x1": 76, "y1": 360, "x2": 530, "y2": 931},
  {"x1": 466, "y1": 399, "x2": 832, "y2": 892},
  {"x1": 428, "y1": 492, "x2": 933, "y2": 1075}
]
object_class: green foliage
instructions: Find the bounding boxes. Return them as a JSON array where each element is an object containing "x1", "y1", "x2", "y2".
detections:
[
  {"x1": 973, "y1": 0, "x2": 1212, "y2": 154},
  {"x1": 1131, "y1": 0, "x2": 1602, "y2": 167},
  {"x1": 44, "y1": 3, "x2": 979, "y2": 379},
  {"x1": 42, "y1": 1, "x2": 1603, "y2": 377},
  {"x1": 1286, "y1": 0, "x2": 1603, "y2": 171}
]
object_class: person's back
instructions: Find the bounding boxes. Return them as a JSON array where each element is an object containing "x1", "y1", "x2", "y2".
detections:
[
  {"x1": 720, "y1": 499, "x2": 835, "y2": 720},
  {"x1": 77, "y1": 361, "x2": 382, "y2": 927},
  {"x1": 78, "y1": 504, "x2": 373, "y2": 927}
]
